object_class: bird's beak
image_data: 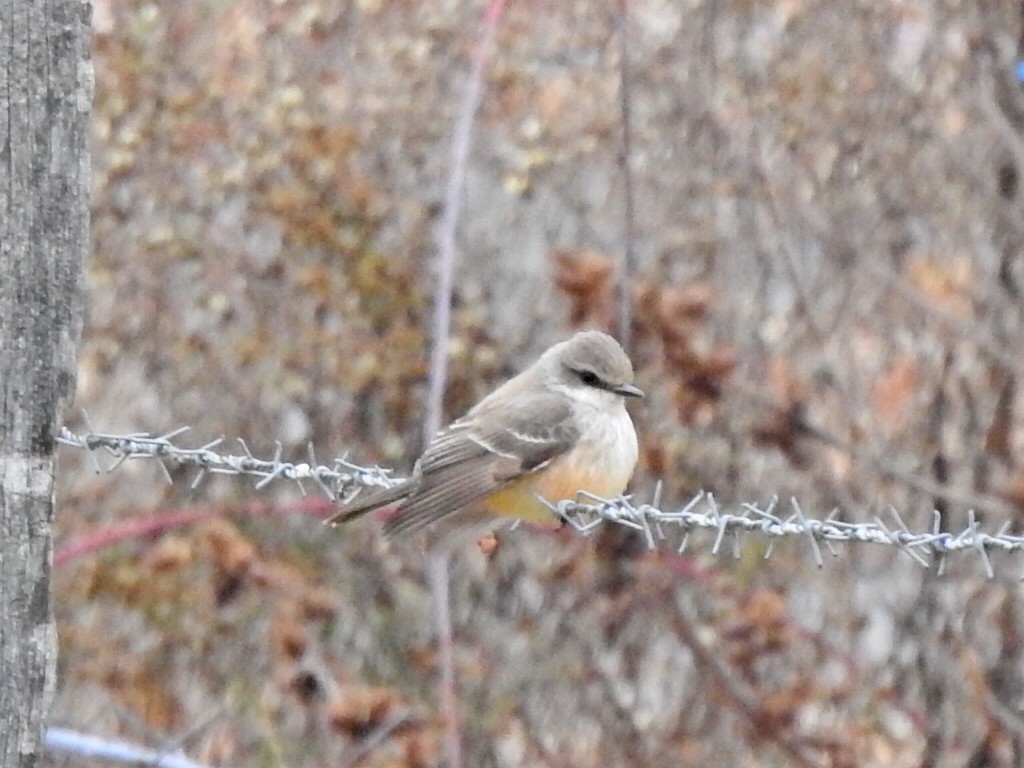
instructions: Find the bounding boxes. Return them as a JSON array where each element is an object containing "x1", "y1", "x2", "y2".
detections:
[{"x1": 614, "y1": 383, "x2": 644, "y2": 398}]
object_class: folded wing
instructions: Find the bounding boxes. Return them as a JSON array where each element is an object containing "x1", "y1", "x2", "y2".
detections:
[{"x1": 381, "y1": 393, "x2": 578, "y2": 537}]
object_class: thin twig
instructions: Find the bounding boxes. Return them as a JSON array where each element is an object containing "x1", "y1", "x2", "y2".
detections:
[
  {"x1": 429, "y1": 552, "x2": 460, "y2": 768},
  {"x1": 424, "y1": 0, "x2": 507, "y2": 442},
  {"x1": 424, "y1": 5, "x2": 506, "y2": 766},
  {"x1": 339, "y1": 709, "x2": 412, "y2": 768},
  {"x1": 615, "y1": 0, "x2": 637, "y2": 352}
]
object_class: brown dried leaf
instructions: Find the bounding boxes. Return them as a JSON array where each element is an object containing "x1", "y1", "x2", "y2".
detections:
[
  {"x1": 657, "y1": 282, "x2": 715, "y2": 338},
  {"x1": 402, "y1": 728, "x2": 441, "y2": 768},
  {"x1": 551, "y1": 249, "x2": 615, "y2": 326},
  {"x1": 142, "y1": 535, "x2": 193, "y2": 574},
  {"x1": 300, "y1": 586, "x2": 339, "y2": 622},
  {"x1": 905, "y1": 257, "x2": 973, "y2": 317},
  {"x1": 738, "y1": 587, "x2": 789, "y2": 629},
  {"x1": 199, "y1": 519, "x2": 256, "y2": 576},
  {"x1": 108, "y1": 665, "x2": 181, "y2": 732},
  {"x1": 994, "y1": 472, "x2": 1024, "y2": 512},
  {"x1": 870, "y1": 357, "x2": 919, "y2": 433},
  {"x1": 269, "y1": 610, "x2": 308, "y2": 661},
  {"x1": 750, "y1": 401, "x2": 812, "y2": 469},
  {"x1": 326, "y1": 685, "x2": 402, "y2": 735}
]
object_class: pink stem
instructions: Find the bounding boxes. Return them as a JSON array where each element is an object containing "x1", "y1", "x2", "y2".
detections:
[{"x1": 54, "y1": 497, "x2": 333, "y2": 568}]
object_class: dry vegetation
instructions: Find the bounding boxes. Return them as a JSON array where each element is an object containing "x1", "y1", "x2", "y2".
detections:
[{"x1": 52, "y1": 0, "x2": 1024, "y2": 766}]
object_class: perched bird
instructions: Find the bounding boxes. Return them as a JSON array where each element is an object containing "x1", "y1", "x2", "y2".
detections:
[{"x1": 327, "y1": 330, "x2": 642, "y2": 541}]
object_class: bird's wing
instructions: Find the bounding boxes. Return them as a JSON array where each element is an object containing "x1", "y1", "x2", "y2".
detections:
[
  {"x1": 324, "y1": 478, "x2": 415, "y2": 526},
  {"x1": 382, "y1": 394, "x2": 578, "y2": 538}
]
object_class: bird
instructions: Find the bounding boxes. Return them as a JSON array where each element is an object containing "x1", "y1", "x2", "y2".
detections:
[{"x1": 326, "y1": 330, "x2": 642, "y2": 542}]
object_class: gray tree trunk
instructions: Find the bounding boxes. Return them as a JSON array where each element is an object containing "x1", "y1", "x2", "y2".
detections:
[{"x1": 0, "y1": 1, "x2": 90, "y2": 766}]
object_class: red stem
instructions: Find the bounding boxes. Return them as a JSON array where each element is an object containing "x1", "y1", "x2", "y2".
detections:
[{"x1": 54, "y1": 496, "x2": 333, "y2": 568}]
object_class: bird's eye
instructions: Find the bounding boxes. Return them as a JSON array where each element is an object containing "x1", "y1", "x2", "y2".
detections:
[{"x1": 577, "y1": 369, "x2": 600, "y2": 387}]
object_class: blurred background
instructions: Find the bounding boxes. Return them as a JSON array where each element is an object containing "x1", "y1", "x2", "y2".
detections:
[{"x1": 53, "y1": 0, "x2": 1024, "y2": 766}]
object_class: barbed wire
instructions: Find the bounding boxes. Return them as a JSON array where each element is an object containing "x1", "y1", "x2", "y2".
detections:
[
  {"x1": 59, "y1": 421, "x2": 398, "y2": 498},
  {"x1": 58, "y1": 424, "x2": 1024, "y2": 577}
]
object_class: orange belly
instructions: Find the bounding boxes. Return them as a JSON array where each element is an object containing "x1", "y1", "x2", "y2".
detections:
[{"x1": 480, "y1": 446, "x2": 636, "y2": 527}]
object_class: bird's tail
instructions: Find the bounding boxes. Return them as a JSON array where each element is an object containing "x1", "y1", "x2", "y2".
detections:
[{"x1": 324, "y1": 481, "x2": 411, "y2": 526}]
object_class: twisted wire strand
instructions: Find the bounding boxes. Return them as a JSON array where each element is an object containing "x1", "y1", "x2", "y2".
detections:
[{"x1": 59, "y1": 425, "x2": 1024, "y2": 577}]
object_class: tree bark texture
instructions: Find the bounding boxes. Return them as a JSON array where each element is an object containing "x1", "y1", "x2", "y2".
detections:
[{"x1": 0, "y1": 1, "x2": 90, "y2": 766}]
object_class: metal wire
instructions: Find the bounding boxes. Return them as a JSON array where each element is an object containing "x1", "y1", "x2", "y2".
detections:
[
  {"x1": 58, "y1": 425, "x2": 1024, "y2": 576},
  {"x1": 58, "y1": 423, "x2": 398, "y2": 501}
]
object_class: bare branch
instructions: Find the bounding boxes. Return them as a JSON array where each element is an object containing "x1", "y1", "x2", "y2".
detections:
[{"x1": 614, "y1": 0, "x2": 637, "y2": 352}]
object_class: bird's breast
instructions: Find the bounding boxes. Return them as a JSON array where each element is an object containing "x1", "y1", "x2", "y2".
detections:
[
  {"x1": 545, "y1": 405, "x2": 639, "y2": 499},
  {"x1": 481, "y1": 406, "x2": 638, "y2": 525}
]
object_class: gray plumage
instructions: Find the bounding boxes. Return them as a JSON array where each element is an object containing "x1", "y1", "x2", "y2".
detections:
[{"x1": 326, "y1": 330, "x2": 640, "y2": 538}]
